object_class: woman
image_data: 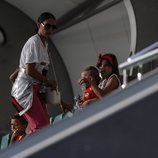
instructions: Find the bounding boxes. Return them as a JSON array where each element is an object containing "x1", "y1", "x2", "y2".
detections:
[{"x1": 10, "y1": 12, "x2": 57, "y2": 134}]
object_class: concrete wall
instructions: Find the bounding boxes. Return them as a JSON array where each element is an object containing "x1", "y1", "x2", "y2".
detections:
[
  {"x1": 131, "y1": 0, "x2": 158, "y2": 51},
  {"x1": 130, "y1": 0, "x2": 158, "y2": 73}
]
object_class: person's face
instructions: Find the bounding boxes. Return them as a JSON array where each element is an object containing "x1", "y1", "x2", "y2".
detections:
[
  {"x1": 38, "y1": 18, "x2": 57, "y2": 39},
  {"x1": 80, "y1": 71, "x2": 91, "y2": 87},
  {"x1": 99, "y1": 60, "x2": 112, "y2": 79},
  {"x1": 11, "y1": 119, "x2": 25, "y2": 133}
]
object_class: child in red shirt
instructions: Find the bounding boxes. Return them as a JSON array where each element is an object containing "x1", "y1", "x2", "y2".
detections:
[{"x1": 77, "y1": 66, "x2": 101, "y2": 108}]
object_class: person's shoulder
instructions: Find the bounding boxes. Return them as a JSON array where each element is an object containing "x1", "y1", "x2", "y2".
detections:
[
  {"x1": 108, "y1": 74, "x2": 121, "y2": 86},
  {"x1": 27, "y1": 34, "x2": 39, "y2": 42},
  {"x1": 24, "y1": 34, "x2": 39, "y2": 46},
  {"x1": 109, "y1": 74, "x2": 119, "y2": 79}
]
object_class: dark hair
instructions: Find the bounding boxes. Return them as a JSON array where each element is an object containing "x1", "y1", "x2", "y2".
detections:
[
  {"x1": 10, "y1": 113, "x2": 28, "y2": 125},
  {"x1": 106, "y1": 54, "x2": 119, "y2": 76},
  {"x1": 83, "y1": 66, "x2": 101, "y2": 85},
  {"x1": 37, "y1": 12, "x2": 56, "y2": 23},
  {"x1": 97, "y1": 53, "x2": 119, "y2": 76}
]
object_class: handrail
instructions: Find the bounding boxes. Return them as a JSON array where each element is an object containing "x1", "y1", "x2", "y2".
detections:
[
  {"x1": 119, "y1": 48, "x2": 158, "y2": 88},
  {"x1": 119, "y1": 48, "x2": 158, "y2": 70},
  {"x1": 129, "y1": 41, "x2": 158, "y2": 60},
  {"x1": 1, "y1": 67, "x2": 158, "y2": 158}
]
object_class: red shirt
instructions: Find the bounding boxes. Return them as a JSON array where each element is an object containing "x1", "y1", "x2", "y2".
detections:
[
  {"x1": 15, "y1": 134, "x2": 26, "y2": 142},
  {"x1": 83, "y1": 87, "x2": 98, "y2": 102}
]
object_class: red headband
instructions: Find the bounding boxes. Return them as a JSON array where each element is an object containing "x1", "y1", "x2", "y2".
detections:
[{"x1": 97, "y1": 54, "x2": 113, "y2": 66}]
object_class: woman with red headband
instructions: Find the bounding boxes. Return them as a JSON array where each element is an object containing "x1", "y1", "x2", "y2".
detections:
[{"x1": 88, "y1": 53, "x2": 121, "y2": 100}]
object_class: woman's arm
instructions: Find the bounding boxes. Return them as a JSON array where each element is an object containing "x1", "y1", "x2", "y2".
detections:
[
  {"x1": 25, "y1": 63, "x2": 56, "y2": 89},
  {"x1": 9, "y1": 68, "x2": 19, "y2": 83}
]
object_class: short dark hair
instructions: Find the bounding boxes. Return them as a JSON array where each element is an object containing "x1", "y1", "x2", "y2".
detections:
[
  {"x1": 10, "y1": 113, "x2": 28, "y2": 125},
  {"x1": 37, "y1": 12, "x2": 56, "y2": 23}
]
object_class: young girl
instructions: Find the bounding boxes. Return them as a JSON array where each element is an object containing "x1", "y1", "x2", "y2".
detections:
[{"x1": 91, "y1": 53, "x2": 121, "y2": 99}]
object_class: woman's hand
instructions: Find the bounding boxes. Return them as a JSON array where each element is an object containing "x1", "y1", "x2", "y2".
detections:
[
  {"x1": 9, "y1": 68, "x2": 19, "y2": 83},
  {"x1": 26, "y1": 63, "x2": 57, "y2": 89},
  {"x1": 46, "y1": 79, "x2": 57, "y2": 90}
]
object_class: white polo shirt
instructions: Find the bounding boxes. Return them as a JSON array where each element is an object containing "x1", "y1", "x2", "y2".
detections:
[
  {"x1": 12, "y1": 34, "x2": 50, "y2": 115},
  {"x1": 19, "y1": 34, "x2": 50, "y2": 74}
]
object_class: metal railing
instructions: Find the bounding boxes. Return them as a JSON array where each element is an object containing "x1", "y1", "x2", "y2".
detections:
[{"x1": 119, "y1": 48, "x2": 158, "y2": 88}]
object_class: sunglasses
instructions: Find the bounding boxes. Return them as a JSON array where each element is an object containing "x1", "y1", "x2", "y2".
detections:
[{"x1": 41, "y1": 23, "x2": 57, "y2": 30}]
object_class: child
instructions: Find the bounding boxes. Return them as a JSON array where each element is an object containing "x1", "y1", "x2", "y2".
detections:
[
  {"x1": 77, "y1": 66, "x2": 101, "y2": 108},
  {"x1": 9, "y1": 113, "x2": 28, "y2": 145},
  {"x1": 92, "y1": 53, "x2": 121, "y2": 98},
  {"x1": 1, "y1": 113, "x2": 28, "y2": 149}
]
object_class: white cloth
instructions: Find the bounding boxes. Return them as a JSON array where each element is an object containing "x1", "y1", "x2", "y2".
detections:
[
  {"x1": 20, "y1": 34, "x2": 49, "y2": 74},
  {"x1": 98, "y1": 74, "x2": 121, "y2": 90},
  {"x1": 11, "y1": 34, "x2": 50, "y2": 115}
]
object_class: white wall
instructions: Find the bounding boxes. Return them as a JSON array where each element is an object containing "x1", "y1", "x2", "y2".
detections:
[{"x1": 52, "y1": 2, "x2": 132, "y2": 96}]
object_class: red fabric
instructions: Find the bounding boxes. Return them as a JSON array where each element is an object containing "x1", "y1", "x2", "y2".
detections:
[
  {"x1": 11, "y1": 98, "x2": 27, "y2": 121},
  {"x1": 83, "y1": 86, "x2": 98, "y2": 102},
  {"x1": 97, "y1": 53, "x2": 113, "y2": 66},
  {"x1": 15, "y1": 134, "x2": 26, "y2": 142},
  {"x1": 11, "y1": 85, "x2": 49, "y2": 134}
]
